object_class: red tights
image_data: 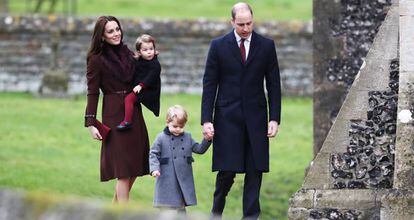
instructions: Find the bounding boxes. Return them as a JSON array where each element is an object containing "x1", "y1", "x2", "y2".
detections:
[{"x1": 120, "y1": 92, "x2": 137, "y2": 125}]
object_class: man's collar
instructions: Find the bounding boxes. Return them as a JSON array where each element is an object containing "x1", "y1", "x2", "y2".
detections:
[{"x1": 234, "y1": 30, "x2": 252, "y2": 42}]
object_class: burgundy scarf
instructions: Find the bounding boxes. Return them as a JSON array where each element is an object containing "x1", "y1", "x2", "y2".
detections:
[{"x1": 101, "y1": 42, "x2": 135, "y2": 84}]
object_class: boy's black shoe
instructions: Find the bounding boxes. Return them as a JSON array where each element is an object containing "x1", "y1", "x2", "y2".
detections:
[{"x1": 116, "y1": 122, "x2": 132, "y2": 131}]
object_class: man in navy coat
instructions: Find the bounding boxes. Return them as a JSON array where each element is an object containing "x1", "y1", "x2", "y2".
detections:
[{"x1": 201, "y1": 2, "x2": 281, "y2": 219}]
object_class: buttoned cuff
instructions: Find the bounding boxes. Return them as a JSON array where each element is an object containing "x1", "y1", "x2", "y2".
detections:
[{"x1": 84, "y1": 115, "x2": 96, "y2": 127}]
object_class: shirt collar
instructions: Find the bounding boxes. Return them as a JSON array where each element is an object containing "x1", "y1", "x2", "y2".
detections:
[{"x1": 234, "y1": 30, "x2": 252, "y2": 43}]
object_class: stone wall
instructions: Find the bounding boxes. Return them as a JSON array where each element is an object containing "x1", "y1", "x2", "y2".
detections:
[
  {"x1": 290, "y1": 2, "x2": 414, "y2": 219},
  {"x1": 0, "y1": 15, "x2": 312, "y2": 96},
  {"x1": 313, "y1": 0, "x2": 393, "y2": 156}
]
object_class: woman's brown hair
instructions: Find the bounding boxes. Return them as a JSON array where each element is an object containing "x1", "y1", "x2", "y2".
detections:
[{"x1": 87, "y1": 16, "x2": 123, "y2": 61}]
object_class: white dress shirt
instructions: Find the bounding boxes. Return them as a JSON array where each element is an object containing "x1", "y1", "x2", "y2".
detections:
[{"x1": 234, "y1": 30, "x2": 252, "y2": 60}]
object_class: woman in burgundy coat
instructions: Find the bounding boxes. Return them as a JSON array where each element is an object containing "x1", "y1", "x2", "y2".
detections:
[{"x1": 84, "y1": 16, "x2": 150, "y2": 203}]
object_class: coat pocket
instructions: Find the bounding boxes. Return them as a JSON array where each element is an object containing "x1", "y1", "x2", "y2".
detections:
[
  {"x1": 159, "y1": 157, "x2": 169, "y2": 165},
  {"x1": 187, "y1": 156, "x2": 194, "y2": 164}
]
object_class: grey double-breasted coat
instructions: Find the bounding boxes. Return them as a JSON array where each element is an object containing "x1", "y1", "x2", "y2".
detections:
[{"x1": 149, "y1": 127, "x2": 211, "y2": 208}]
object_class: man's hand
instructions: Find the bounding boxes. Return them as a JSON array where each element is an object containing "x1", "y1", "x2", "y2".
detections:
[
  {"x1": 152, "y1": 170, "x2": 161, "y2": 177},
  {"x1": 133, "y1": 85, "x2": 142, "y2": 94},
  {"x1": 203, "y1": 122, "x2": 215, "y2": 140},
  {"x1": 267, "y1": 121, "x2": 279, "y2": 138}
]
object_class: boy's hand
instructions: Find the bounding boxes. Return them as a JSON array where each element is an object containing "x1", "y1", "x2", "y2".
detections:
[
  {"x1": 203, "y1": 122, "x2": 214, "y2": 140},
  {"x1": 152, "y1": 170, "x2": 161, "y2": 177},
  {"x1": 205, "y1": 135, "x2": 213, "y2": 142},
  {"x1": 133, "y1": 85, "x2": 142, "y2": 94}
]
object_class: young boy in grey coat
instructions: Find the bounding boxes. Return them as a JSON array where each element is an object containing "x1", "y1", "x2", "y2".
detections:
[{"x1": 149, "y1": 105, "x2": 212, "y2": 212}]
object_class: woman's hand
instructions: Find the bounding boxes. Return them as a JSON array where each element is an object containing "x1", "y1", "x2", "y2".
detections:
[
  {"x1": 132, "y1": 51, "x2": 140, "y2": 59},
  {"x1": 88, "y1": 126, "x2": 102, "y2": 140}
]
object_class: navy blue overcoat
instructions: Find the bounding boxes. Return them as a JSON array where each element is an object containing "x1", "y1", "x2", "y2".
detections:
[{"x1": 201, "y1": 31, "x2": 281, "y2": 173}]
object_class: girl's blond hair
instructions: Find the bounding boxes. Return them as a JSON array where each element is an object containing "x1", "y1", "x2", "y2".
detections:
[{"x1": 135, "y1": 34, "x2": 156, "y2": 51}]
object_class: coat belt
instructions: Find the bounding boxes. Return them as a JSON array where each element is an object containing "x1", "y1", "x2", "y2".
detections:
[{"x1": 103, "y1": 90, "x2": 130, "y2": 95}]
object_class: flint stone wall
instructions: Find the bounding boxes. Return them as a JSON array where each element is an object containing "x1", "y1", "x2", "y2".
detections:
[
  {"x1": 313, "y1": 0, "x2": 393, "y2": 155},
  {"x1": 290, "y1": 1, "x2": 414, "y2": 219},
  {"x1": 0, "y1": 15, "x2": 312, "y2": 96}
]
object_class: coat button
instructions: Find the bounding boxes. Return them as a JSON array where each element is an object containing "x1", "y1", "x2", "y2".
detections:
[
  {"x1": 174, "y1": 157, "x2": 176, "y2": 159},
  {"x1": 171, "y1": 138, "x2": 174, "y2": 140},
  {"x1": 181, "y1": 139, "x2": 183, "y2": 141},
  {"x1": 183, "y1": 156, "x2": 186, "y2": 158},
  {"x1": 182, "y1": 148, "x2": 184, "y2": 150},
  {"x1": 173, "y1": 147, "x2": 175, "y2": 150}
]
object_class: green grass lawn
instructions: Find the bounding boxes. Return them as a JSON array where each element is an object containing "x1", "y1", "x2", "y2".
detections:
[
  {"x1": 8, "y1": 0, "x2": 312, "y2": 21},
  {"x1": 0, "y1": 92, "x2": 312, "y2": 220}
]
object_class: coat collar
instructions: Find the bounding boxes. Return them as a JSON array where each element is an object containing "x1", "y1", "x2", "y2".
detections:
[
  {"x1": 138, "y1": 55, "x2": 158, "y2": 63},
  {"x1": 225, "y1": 30, "x2": 261, "y2": 66},
  {"x1": 163, "y1": 126, "x2": 184, "y2": 137},
  {"x1": 163, "y1": 126, "x2": 171, "y2": 135}
]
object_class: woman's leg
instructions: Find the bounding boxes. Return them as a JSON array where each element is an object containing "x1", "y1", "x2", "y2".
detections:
[
  {"x1": 112, "y1": 192, "x2": 118, "y2": 203},
  {"x1": 115, "y1": 178, "x2": 131, "y2": 203},
  {"x1": 113, "y1": 177, "x2": 137, "y2": 203}
]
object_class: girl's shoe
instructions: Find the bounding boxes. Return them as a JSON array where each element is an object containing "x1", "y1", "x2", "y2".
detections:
[{"x1": 116, "y1": 122, "x2": 132, "y2": 131}]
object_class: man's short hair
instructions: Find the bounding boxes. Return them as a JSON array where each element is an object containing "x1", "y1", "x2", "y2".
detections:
[{"x1": 231, "y1": 2, "x2": 253, "y2": 20}]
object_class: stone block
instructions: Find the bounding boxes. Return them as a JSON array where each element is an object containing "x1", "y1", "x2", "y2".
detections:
[
  {"x1": 289, "y1": 189, "x2": 316, "y2": 208},
  {"x1": 303, "y1": 153, "x2": 331, "y2": 189},
  {"x1": 287, "y1": 207, "x2": 310, "y2": 220},
  {"x1": 319, "y1": 119, "x2": 350, "y2": 154},
  {"x1": 336, "y1": 90, "x2": 369, "y2": 120},
  {"x1": 381, "y1": 189, "x2": 414, "y2": 220},
  {"x1": 400, "y1": 0, "x2": 414, "y2": 15},
  {"x1": 314, "y1": 190, "x2": 377, "y2": 209}
]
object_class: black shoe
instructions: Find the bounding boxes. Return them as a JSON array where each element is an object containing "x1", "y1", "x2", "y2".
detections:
[{"x1": 116, "y1": 122, "x2": 132, "y2": 131}]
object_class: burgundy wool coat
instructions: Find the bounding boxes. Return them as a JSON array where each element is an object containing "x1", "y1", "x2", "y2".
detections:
[{"x1": 84, "y1": 48, "x2": 150, "y2": 181}]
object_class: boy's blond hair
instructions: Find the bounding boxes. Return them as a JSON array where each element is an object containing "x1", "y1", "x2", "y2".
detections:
[
  {"x1": 135, "y1": 34, "x2": 156, "y2": 51},
  {"x1": 166, "y1": 105, "x2": 188, "y2": 125}
]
